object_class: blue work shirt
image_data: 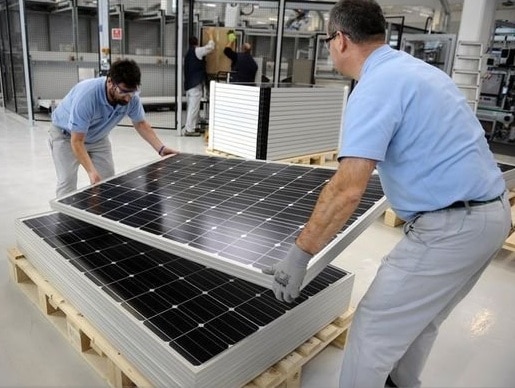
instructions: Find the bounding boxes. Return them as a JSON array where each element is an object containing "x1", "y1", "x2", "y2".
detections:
[
  {"x1": 52, "y1": 77, "x2": 145, "y2": 144},
  {"x1": 339, "y1": 45, "x2": 505, "y2": 221}
]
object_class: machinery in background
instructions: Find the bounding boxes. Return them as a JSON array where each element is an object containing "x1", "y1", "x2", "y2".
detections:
[
  {"x1": 400, "y1": 33, "x2": 457, "y2": 75},
  {"x1": 477, "y1": 49, "x2": 515, "y2": 143},
  {"x1": 477, "y1": 20, "x2": 515, "y2": 143}
]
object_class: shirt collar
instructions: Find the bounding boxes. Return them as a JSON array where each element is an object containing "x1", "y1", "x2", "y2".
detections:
[{"x1": 360, "y1": 44, "x2": 392, "y2": 78}]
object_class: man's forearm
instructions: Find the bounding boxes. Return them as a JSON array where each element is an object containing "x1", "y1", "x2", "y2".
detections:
[
  {"x1": 296, "y1": 157, "x2": 376, "y2": 255},
  {"x1": 70, "y1": 134, "x2": 102, "y2": 184},
  {"x1": 70, "y1": 135, "x2": 95, "y2": 174},
  {"x1": 134, "y1": 120, "x2": 163, "y2": 151}
]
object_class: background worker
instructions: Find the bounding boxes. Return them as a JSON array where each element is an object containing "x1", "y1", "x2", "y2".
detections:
[
  {"x1": 264, "y1": 0, "x2": 511, "y2": 387},
  {"x1": 223, "y1": 31, "x2": 258, "y2": 84},
  {"x1": 49, "y1": 59, "x2": 178, "y2": 197},
  {"x1": 183, "y1": 29, "x2": 215, "y2": 136}
]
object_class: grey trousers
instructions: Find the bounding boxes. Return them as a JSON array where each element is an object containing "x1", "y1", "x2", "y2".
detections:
[
  {"x1": 339, "y1": 192, "x2": 511, "y2": 388},
  {"x1": 185, "y1": 84, "x2": 202, "y2": 133},
  {"x1": 48, "y1": 125, "x2": 114, "y2": 197}
]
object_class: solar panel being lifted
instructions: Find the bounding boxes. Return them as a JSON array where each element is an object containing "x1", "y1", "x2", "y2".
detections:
[{"x1": 50, "y1": 153, "x2": 387, "y2": 288}]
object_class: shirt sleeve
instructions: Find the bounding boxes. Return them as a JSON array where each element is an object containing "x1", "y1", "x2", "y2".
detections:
[
  {"x1": 223, "y1": 47, "x2": 238, "y2": 63},
  {"x1": 67, "y1": 93, "x2": 95, "y2": 133},
  {"x1": 196, "y1": 40, "x2": 215, "y2": 59},
  {"x1": 127, "y1": 97, "x2": 146, "y2": 123},
  {"x1": 339, "y1": 78, "x2": 402, "y2": 162}
]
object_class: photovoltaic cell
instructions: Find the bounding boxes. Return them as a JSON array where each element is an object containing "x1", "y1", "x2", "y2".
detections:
[
  {"x1": 50, "y1": 153, "x2": 386, "y2": 287},
  {"x1": 22, "y1": 212, "x2": 348, "y2": 366}
]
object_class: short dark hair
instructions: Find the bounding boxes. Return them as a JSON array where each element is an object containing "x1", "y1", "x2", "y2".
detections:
[
  {"x1": 328, "y1": 0, "x2": 386, "y2": 44},
  {"x1": 189, "y1": 36, "x2": 199, "y2": 46},
  {"x1": 108, "y1": 59, "x2": 141, "y2": 89}
]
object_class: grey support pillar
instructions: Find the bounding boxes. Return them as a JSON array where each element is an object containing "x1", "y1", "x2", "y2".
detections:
[
  {"x1": 273, "y1": 0, "x2": 285, "y2": 86},
  {"x1": 177, "y1": 0, "x2": 184, "y2": 132},
  {"x1": 19, "y1": 0, "x2": 33, "y2": 124},
  {"x1": 98, "y1": 0, "x2": 110, "y2": 75}
]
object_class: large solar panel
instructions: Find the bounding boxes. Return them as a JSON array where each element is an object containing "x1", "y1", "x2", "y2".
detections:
[
  {"x1": 16, "y1": 212, "x2": 353, "y2": 386},
  {"x1": 50, "y1": 153, "x2": 386, "y2": 288}
]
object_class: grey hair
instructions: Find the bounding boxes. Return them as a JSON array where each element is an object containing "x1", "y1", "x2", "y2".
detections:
[{"x1": 328, "y1": 0, "x2": 386, "y2": 43}]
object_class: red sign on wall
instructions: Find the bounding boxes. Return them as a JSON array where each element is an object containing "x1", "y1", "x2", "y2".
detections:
[{"x1": 111, "y1": 28, "x2": 122, "y2": 40}]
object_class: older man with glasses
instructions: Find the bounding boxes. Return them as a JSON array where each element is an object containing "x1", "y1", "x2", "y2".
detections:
[
  {"x1": 264, "y1": 1, "x2": 510, "y2": 387},
  {"x1": 49, "y1": 59, "x2": 178, "y2": 197}
]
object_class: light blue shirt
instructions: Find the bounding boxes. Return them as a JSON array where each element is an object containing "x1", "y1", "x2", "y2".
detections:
[
  {"x1": 339, "y1": 45, "x2": 505, "y2": 221},
  {"x1": 52, "y1": 77, "x2": 145, "y2": 144}
]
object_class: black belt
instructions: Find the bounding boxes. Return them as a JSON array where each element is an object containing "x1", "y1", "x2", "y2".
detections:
[{"x1": 443, "y1": 195, "x2": 503, "y2": 210}]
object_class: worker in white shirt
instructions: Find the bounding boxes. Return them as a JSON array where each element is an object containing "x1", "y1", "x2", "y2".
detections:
[{"x1": 183, "y1": 29, "x2": 215, "y2": 136}]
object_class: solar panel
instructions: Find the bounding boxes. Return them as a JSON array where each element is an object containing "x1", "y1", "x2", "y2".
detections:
[
  {"x1": 50, "y1": 153, "x2": 386, "y2": 288},
  {"x1": 17, "y1": 211, "x2": 353, "y2": 386},
  {"x1": 497, "y1": 161, "x2": 515, "y2": 190},
  {"x1": 498, "y1": 162, "x2": 514, "y2": 173}
]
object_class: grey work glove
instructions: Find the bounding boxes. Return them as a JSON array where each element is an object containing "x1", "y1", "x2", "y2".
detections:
[{"x1": 262, "y1": 243, "x2": 312, "y2": 303}]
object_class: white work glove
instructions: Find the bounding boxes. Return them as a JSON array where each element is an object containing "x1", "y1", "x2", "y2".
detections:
[{"x1": 262, "y1": 243, "x2": 312, "y2": 303}]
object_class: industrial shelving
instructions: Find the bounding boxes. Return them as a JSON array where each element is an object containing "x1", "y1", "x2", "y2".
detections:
[{"x1": 452, "y1": 41, "x2": 483, "y2": 113}]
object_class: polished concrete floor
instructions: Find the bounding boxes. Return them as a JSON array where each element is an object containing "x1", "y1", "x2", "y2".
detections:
[{"x1": 1, "y1": 109, "x2": 515, "y2": 387}]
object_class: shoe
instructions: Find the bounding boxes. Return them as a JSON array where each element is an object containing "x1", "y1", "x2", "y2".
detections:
[{"x1": 184, "y1": 131, "x2": 201, "y2": 137}]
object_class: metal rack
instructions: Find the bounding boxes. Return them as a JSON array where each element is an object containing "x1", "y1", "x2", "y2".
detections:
[
  {"x1": 452, "y1": 41, "x2": 483, "y2": 113},
  {"x1": 400, "y1": 33, "x2": 457, "y2": 75}
]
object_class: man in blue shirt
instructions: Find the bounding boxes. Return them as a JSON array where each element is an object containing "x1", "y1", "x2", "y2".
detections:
[
  {"x1": 49, "y1": 59, "x2": 178, "y2": 197},
  {"x1": 264, "y1": 1, "x2": 511, "y2": 387}
]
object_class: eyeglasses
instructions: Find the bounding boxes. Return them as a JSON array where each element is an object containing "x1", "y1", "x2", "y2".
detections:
[
  {"x1": 112, "y1": 80, "x2": 140, "y2": 97},
  {"x1": 324, "y1": 31, "x2": 339, "y2": 49}
]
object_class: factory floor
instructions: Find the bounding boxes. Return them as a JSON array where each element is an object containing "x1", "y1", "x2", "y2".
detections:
[{"x1": 1, "y1": 109, "x2": 515, "y2": 387}]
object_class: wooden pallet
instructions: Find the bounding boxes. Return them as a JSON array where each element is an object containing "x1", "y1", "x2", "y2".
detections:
[
  {"x1": 279, "y1": 151, "x2": 338, "y2": 166},
  {"x1": 383, "y1": 208, "x2": 404, "y2": 227},
  {"x1": 7, "y1": 247, "x2": 353, "y2": 388},
  {"x1": 205, "y1": 148, "x2": 338, "y2": 167},
  {"x1": 243, "y1": 309, "x2": 353, "y2": 388},
  {"x1": 384, "y1": 191, "x2": 515, "y2": 229},
  {"x1": 205, "y1": 147, "x2": 242, "y2": 159},
  {"x1": 7, "y1": 247, "x2": 149, "y2": 388}
]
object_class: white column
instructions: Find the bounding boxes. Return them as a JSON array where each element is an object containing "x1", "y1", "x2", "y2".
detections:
[{"x1": 457, "y1": 0, "x2": 497, "y2": 46}]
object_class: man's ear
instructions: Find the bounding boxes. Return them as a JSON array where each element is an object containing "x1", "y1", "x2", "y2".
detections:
[{"x1": 336, "y1": 32, "x2": 348, "y2": 54}]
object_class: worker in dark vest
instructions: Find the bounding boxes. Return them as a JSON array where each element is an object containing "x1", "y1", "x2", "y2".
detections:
[
  {"x1": 184, "y1": 30, "x2": 215, "y2": 136},
  {"x1": 223, "y1": 31, "x2": 258, "y2": 84}
]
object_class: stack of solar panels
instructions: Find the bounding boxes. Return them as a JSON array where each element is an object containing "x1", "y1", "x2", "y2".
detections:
[
  {"x1": 17, "y1": 212, "x2": 353, "y2": 386},
  {"x1": 16, "y1": 154, "x2": 387, "y2": 387},
  {"x1": 498, "y1": 161, "x2": 515, "y2": 189}
]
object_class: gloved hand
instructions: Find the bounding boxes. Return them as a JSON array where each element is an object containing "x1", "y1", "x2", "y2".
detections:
[
  {"x1": 227, "y1": 32, "x2": 236, "y2": 43},
  {"x1": 262, "y1": 243, "x2": 312, "y2": 303}
]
